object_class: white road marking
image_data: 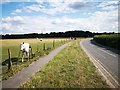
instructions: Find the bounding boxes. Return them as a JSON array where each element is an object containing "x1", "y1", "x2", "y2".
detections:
[
  {"x1": 97, "y1": 48, "x2": 116, "y2": 57},
  {"x1": 80, "y1": 41, "x2": 119, "y2": 88}
]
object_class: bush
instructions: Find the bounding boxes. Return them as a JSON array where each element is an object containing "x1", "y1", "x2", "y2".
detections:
[{"x1": 93, "y1": 34, "x2": 120, "y2": 50}]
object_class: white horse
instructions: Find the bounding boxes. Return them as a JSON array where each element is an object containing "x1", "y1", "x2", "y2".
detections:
[{"x1": 20, "y1": 42, "x2": 32, "y2": 62}]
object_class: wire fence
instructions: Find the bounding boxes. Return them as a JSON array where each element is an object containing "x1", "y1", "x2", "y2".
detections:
[
  {"x1": 1, "y1": 39, "x2": 70, "y2": 69},
  {"x1": 1, "y1": 38, "x2": 78, "y2": 81}
]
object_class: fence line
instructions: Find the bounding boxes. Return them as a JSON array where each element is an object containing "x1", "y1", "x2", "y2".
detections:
[
  {"x1": 2, "y1": 39, "x2": 69, "y2": 62},
  {"x1": 4, "y1": 40, "x2": 70, "y2": 69},
  {"x1": 2, "y1": 40, "x2": 69, "y2": 56}
]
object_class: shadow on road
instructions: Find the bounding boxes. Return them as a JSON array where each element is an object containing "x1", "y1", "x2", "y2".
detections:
[{"x1": 90, "y1": 39, "x2": 120, "y2": 55}]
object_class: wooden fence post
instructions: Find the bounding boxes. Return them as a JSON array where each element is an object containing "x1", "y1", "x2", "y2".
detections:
[
  {"x1": 43, "y1": 43, "x2": 46, "y2": 50},
  {"x1": 53, "y1": 40, "x2": 55, "y2": 48},
  {"x1": 8, "y1": 49, "x2": 12, "y2": 70}
]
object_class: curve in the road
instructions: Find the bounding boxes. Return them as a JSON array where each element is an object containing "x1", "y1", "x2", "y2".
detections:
[{"x1": 80, "y1": 38, "x2": 120, "y2": 88}]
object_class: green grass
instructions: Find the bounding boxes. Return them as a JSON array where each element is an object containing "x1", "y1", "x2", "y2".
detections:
[
  {"x1": 21, "y1": 39, "x2": 109, "y2": 88},
  {"x1": 1, "y1": 38, "x2": 69, "y2": 80}
]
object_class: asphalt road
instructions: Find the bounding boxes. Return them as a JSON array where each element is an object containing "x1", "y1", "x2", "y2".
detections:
[{"x1": 81, "y1": 38, "x2": 120, "y2": 87}]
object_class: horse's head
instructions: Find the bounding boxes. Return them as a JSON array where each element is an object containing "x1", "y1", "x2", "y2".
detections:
[{"x1": 20, "y1": 42, "x2": 25, "y2": 51}]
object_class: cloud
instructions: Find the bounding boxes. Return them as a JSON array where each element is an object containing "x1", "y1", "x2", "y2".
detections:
[
  {"x1": 101, "y1": 5, "x2": 118, "y2": 11},
  {"x1": 97, "y1": 1, "x2": 118, "y2": 11},
  {"x1": 2, "y1": 23, "x2": 12, "y2": 30},
  {"x1": 84, "y1": 9, "x2": 118, "y2": 32},
  {"x1": 52, "y1": 17, "x2": 81, "y2": 25},
  {"x1": 2, "y1": 16, "x2": 24, "y2": 25},
  {"x1": 98, "y1": 1, "x2": 118, "y2": 8},
  {"x1": 52, "y1": 8, "x2": 118, "y2": 33},
  {"x1": 11, "y1": 9, "x2": 22, "y2": 15},
  {"x1": 25, "y1": 4, "x2": 43, "y2": 12},
  {"x1": 68, "y1": 2, "x2": 93, "y2": 10},
  {"x1": 1, "y1": 7, "x2": 118, "y2": 34},
  {"x1": 1, "y1": 16, "x2": 57, "y2": 34},
  {"x1": 11, "y1": 1, "x2": 94, "y2": 15},
  {"x1": 1, "y1": 1, "x2": 118, "y2": 34},
  {"x1": 1, "y1": 23, "x2": 24, "y2": 34},
  {"x1": 1, "y1": 16, "x2": 25, "y2": 34}
]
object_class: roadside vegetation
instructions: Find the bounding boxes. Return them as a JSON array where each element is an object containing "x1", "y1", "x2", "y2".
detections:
[
  {"x1": 1, "y1": 38, "x2": 69, "y2": 80},
  {"x1": 94, "y1": 34, "x2": 120, "y2": 50},
  {"x1": 21, "y1": 39, "x2": 109, "y2": 88}
]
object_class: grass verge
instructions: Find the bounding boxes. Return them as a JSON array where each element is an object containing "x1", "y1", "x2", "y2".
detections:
[{"x1": 21, "y1": 39, "x2": 110, "y2": 88}]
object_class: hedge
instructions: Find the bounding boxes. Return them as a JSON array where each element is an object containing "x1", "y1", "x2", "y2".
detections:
[{"x1": 93, "y1": 34, "x2": 120, "y2": 50}]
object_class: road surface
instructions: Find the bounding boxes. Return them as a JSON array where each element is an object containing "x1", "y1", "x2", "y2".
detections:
[{"x1": 81, "y1": 38, "x2": 120, "y2": 88}]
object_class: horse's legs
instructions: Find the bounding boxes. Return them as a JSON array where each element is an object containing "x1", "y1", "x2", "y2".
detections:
[
  {"x1": 22, "y1": 52, "x2": 24, "y2": 62},
  {"x1": 30, "y1": 48, "x2": 32, "y2": 59},
  {"x1": 27, "y1": 52, "x2": 30, "y2": 61}
]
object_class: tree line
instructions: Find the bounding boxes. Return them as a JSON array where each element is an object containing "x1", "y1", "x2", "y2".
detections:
[{"x1": 1, "y1": 30, "x2": 118, "y2": 39}]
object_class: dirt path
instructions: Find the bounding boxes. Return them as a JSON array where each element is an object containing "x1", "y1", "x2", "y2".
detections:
[{"x1": 2, "y1": 42, "x2": 71, "y2": 89}]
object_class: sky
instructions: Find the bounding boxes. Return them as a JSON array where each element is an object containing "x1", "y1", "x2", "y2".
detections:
[{"x1": 0, "y1": 0, "x2": 119, "y2": 34}]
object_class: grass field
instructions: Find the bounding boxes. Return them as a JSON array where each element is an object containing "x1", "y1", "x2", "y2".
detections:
[
  {"x1": 21, "y1": 39, "x2": 109, "y2": 88},
  {"x1": 1, "y1": 38, "x2": 69, "y2": 80},
  {"x1": 1, "y1": 38, "x2": 68, "y2": 62}
]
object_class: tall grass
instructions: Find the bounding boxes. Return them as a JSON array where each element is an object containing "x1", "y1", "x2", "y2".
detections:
[{"x1": 93, "y1": 34, "x2": 120, "y2": 50}]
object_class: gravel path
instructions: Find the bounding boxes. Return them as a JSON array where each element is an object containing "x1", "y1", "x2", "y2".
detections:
[{"x1": 2, "y1": 42, "x2": 70, "y2": 89}]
